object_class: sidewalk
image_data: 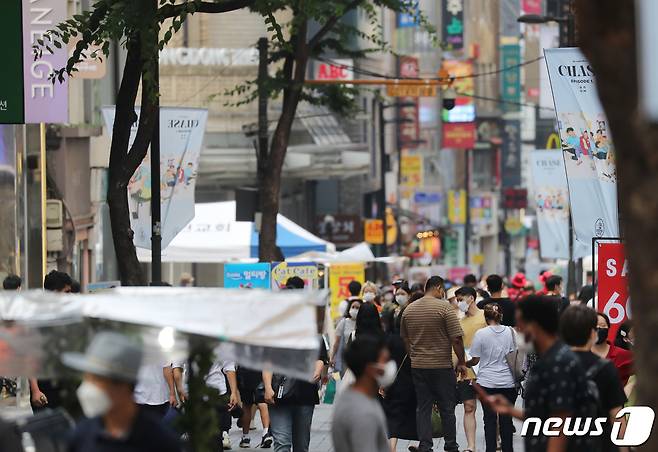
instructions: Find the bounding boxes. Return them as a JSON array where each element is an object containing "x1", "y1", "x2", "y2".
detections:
[{"x1": 228, "y1": 401, "x2": 525, "y2": 451}]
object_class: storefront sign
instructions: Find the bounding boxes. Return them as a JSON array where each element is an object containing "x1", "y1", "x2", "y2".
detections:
[
  {"x1": 400, "y1": 154, "x2": 423, "y2": 187},
  {"x1": 364, "y1": 219, "x2": 384, "y2": 245},
  {"x1": 329, "y1": 263, "x2": 365, "y2": 319},
  {"x1": 69, "y1": 37, "x2": 107, "y2": 79},
  {"x1": 500, "y1": 41, "x2": 521, "y2": 112},
  {"x1": 442, "y1": 0, "x2": 464, "y2": 50},
  {"x1": 597, "y1": 242, "x2": 630, "y2": 341},
  {"x1": 448, "y1": 190, "x2": 467, "y2": 225},
  {"x1": 501, "y1": 119, "x2": 521, "y2": 187},
  {"x1": 386, "y1": 84, "x2": 436, "y2": 97},
  {"x1": 475, "y1": 118, "x2": 502, "y2": 149},
  {"x1": 398, "y1": 57, "x2": 420, "y2": 148},
  {"x1": 442, "y1": 122, "x2": 476, "y2": 149},
  {"x1": 441, "y1": 60, "x2": 475, "y2": 123},
  {"x1": 0, "y1": 1, "x2": 24, "y2": 123},
  {"x1": 314, "y1": 215, "x2": 363, "y2": 245},
  {"x1": 159, "y1": 47, "x2": 258, "y2": 66},
  {"x1": 224, "y1": 263, "x2": 271, "y2": 289},
  {"x1": 313, "y1": 59, "x2": 353, "y2": 81},
  {"x1": 470, "y1": 194, "x2": 495, "y2": 225},
  {"x1": 522, "y1": 0, "x2": 542, "y2": 14},
  {"x1": 271, "y1": 262, "x2": 318, "y2": 290}
]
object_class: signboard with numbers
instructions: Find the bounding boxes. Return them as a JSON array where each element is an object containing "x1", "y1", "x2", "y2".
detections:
[{"x1": 597, "y1": 242, "x2": 630, "y2": 342}]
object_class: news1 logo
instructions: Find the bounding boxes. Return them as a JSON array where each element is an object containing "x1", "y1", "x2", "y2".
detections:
[{"x1": 521, "y1": 406, "x2": 655, "y2": 447}]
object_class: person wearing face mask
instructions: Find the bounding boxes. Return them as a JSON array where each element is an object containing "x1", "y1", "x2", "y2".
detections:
[
  {"x1": 382, "y1": 282, "x2": 411, "y2": 335},
  {"x1": 63, "y1": 331, "x2": 181, "y2": 452},
  {"x1": 382, "y1": 281, "x2": 419, "y2": 451},
  {"x1": 331, "y1": 335, "x2": 392, "y2": 452},
  {"x1": 401, "y1": 276, "x2": 467, "y2": 452},
  {"x1": 361, "y1": 281, "x2": 381, "y2": 312},
  {"x1": 453, "y1": 286, "x2": 485, "y2": 452},
  {"x1": 482, "y1": 295, "x2": 598, "y2": 452},
  {"x1": 592, "y1": 312, "x2": 634, "y2": 386},
  {"x1": 330, "y1": 300, "x2": 362, "y2": 375}
]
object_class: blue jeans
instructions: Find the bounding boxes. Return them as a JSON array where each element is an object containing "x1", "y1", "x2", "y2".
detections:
[{"x1": 269, "y1": 404, "x2": 315, "y2": 452}]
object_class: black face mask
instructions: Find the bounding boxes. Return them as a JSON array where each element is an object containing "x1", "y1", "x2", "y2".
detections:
[{"x1": 596, "y1": 328, "x2": 609, "y2": 344}]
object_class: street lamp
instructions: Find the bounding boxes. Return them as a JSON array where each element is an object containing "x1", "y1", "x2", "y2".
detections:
[{"x1": 517, "y1": 14, "x2": 575, "y2": 47}]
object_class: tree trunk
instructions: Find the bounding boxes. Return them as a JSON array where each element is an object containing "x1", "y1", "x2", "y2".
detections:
[
  {"x1": 258, "y1": 40, "x2": 308, "y2": 262},
  {"x1": 107, "y1": 39, "x2": 146, "y2": 286},
  {"x1": 575, "y1": 1, "x2": 658, "y2": 448}
]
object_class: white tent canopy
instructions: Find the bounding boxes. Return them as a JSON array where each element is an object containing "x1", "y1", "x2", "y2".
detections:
[{"x1": 137, "y1": 201, "x2": 334, "y2": 263}]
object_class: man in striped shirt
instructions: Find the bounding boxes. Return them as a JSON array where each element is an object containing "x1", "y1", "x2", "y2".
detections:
[{"x1": 401, "y1": 276, "x2": 467, "y2": 452}]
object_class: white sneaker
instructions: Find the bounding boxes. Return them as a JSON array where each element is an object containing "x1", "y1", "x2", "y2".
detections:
[{"x1": 222, "y1": 431, "x2": 232, "y2": 450}]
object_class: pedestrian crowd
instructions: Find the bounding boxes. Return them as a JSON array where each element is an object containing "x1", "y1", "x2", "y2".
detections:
[{"x1": 0, "y1": 269, "x2": 637, "y2": 452}]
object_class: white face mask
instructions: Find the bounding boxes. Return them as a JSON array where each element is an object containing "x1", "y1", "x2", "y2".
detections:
[
  {"x1": 395, "y1": 294, "x2": 409, "y2": 307},
  {"x1": 77, "y1": 380, "x2": 112, "y2": 418},
  {"x1": 349, "y1": 308, "x2": 359, "y2": 319},
  {"x1": 457, "y1": 300, "x2": 470, "y2": 313},
  {"x1": 375, "y1": 360, "x2": 398, "y2": 388},
  {"x1": 363, "y1": 292, "x2": 376, "y2": 302}
]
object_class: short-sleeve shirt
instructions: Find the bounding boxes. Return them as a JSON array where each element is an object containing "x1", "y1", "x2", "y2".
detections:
[
  {"x1": 400, "y1": 296, "x2": 463, "y2": 369},
  {"x1": 68, "y1": 407, "x2": 182, "y2": 452},
  {"x1": 205, "y1": 361, "x2": 236, "y2": 395},
  {"x1": 134, "y1": 364, "x2": 170, "y2": 405},
  {"x1": 331, "y1": 388, "x2": 389, "y2": 452},
  {"x1": 606, "y1": 344, "x2": 633, "y2": 386},
  {"x1": 523, "y1": 341, "x2": 593, "y2": 452},
  {"x1": 469, "y1": 325, "x2": 515, "y2": 388},
  {"x1": 454, "y1": 309, "x2": 486, "y2": 379}
]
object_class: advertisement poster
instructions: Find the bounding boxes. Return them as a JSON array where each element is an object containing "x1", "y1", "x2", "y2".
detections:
[
  {"x1": 500, "y1": 41, "x2": 521, "y2": 112},
  {"x1": 441, "y1": 60, "x2": 475, "y2": 123},
  {"x1": 224, "y1": 263, "x2": 271, "y2": 289},
  {"x1": 448, "y1": 190, "x2": 467, "y2": 225},
  {"x1": 501, "y1": 119, "x2": 521, "y2": 188},
  {"x1": 271, "y1": 262, "x2": 318, "y2": 290},
  {"x1": 530, "y1": 150, "x2": 570, "y2": 259},
  {"x1": 545, "y1": 48, "x2": 619, "y2": 258},
  {"x1": 102, "y1": 107, "x2": 208, "y2": 249},
  {"x1": 329, "y1": 263, "x2": 365, "y2": 319},
  {"x1": 442, "y1": 122, "x2": 476, "y2": 149},
  {"x1": 597, "y1": 242, "x2": 630, "y2": 341},
  {"x1": 400, "y1": 154, "x2": 423, "y2": 187}
]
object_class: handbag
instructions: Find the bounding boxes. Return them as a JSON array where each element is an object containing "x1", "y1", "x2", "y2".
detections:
[{"x1": 504, "y1": 327, "x2": 525, "y2": 386}]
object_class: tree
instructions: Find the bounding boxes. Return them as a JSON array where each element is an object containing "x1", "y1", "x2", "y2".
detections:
[
  {"x1": 574, "y1": 0, "x2": 658, "y2": 447},
  {"x1": 35, "y1": 0, "x2": 253, "y2": 285},
  {"x1": 228, "y1": 0, "x2": 435, "y2": 261}
]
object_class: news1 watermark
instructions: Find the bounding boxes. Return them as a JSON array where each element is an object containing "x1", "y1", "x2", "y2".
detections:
[{"x1": 521, "y1": 406, "x2": 655, "y2": 447}]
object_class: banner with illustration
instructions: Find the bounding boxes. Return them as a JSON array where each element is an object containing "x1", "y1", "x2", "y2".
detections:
[
  {"x1": 271, "y1": 262, "x2": 318, "y2": 290},
  {"x1": 224, "y1": 263, "x2": 271, "y2": 289},
  {"x1": 530, "y1": 150, "x2": 570, "y2": 259},
  {"x1": 544, "y1": 48, "x2": 619, "y2": 258},
  {"x1": 102, "y1": 107, "x2": 208, "y2": 249},
  {"x1": 329, "y1": 263, "x2": 364, "y2": 319}
]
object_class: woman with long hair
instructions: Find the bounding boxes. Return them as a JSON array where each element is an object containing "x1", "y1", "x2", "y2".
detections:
[{"x1": 329, "y1": 299, "x2": 362, "y2": 375}]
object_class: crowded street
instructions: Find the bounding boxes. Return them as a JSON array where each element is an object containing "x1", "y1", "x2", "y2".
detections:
[{"x1": 1, "y1": 0, "x2": 657, "y2": 451}]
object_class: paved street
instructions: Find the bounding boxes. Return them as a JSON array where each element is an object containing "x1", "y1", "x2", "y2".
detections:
[{"x1": 228, "y1": 401, "x2": 525, "y2": 451}]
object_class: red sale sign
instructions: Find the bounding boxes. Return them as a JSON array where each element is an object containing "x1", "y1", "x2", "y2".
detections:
[{"x1": 597, "y1": 243, "x2": 631, "y2": 341}]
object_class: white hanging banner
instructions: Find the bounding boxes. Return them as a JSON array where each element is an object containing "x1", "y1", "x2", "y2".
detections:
[
  {"x1": 544, "y1": 48, "x2": 619, "y2": 258},
  {"x1": 530, "y1": 150, "x2": 570, "y2": 259},
  {"x1": 102, "y1": 107, "x2": 208, "y2": 249}
]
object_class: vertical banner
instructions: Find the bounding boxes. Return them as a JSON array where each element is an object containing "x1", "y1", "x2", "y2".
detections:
[
  {"x1": 530, "y1": 150, "x2": 570, "y2": 259},
  {"x1": 442, "y1": 0, "x2": 464, "y2": 50},
  {"x1": 501, "y1": 119, "x2": 521, "y2": 187},
  {"x1": 500, "y1": 41, "x2": 521, "y2": 112},
  {"x1": 398, "y1": 57, "x2": 420, "y2": 149},
  {"x1": 597, "y1": 242, "x2": 630, "y2": 341},
  {"x1": 545, "y1": 48, "x2": 619, "y2": 258},
  {"x1": 22, "y1": 0, "x2": 68, "y2": 123},
  {"x1": 271, "y1": 262, "x2": 318, "y2": 290},
  {"x1": 0, "y1": 1, "x2": 25, "y2": 124},
  {"x1": 448, "y1": 189, "x2": 467, "y2": 225},
  {"x1": 224, "y1": 263, "x2": 271, "y2": 289},
  {"x1": 102, "y1": 107, "x2": 208, "y2": 249},
  {"x1": 400, "y1": 154, "x2": 423, "y2": 187},
  {"x1": 329, "y1": 263, "x2": 365, "y2": 319}
]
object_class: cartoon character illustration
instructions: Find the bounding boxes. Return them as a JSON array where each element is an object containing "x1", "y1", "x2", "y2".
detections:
[
  {"x1": 128, "y1": 160, "x2": 151, "y2": 220},
  {"x1": 184, "y1": 162, "x2": 195, "y2": 185}
]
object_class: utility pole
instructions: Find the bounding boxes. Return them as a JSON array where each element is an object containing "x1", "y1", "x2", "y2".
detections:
[
  {"x1": 378, "y1": 97, "x2": 387, "y2": 258},
  {"x1": 256, "y1": 37, "x2": 269, "y2": 260},
  {"x1": 464, "y1": 148, "x2": 471, "y2": 266}
]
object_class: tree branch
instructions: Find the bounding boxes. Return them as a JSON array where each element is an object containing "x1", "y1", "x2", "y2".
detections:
[
  {"x1": 308, "y1": 0, "x2": 362, "y2": 49},
  {"x1": 65, "y1": 0, "x2": 110, "y2": 74},
  {"x1": 158, "y1": 0, "x2": 255, "y2": 19}
]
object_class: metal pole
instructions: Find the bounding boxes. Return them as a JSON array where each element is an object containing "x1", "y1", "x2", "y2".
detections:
[
  {"x1": 378, "y1": 98, "x2": 387, "y2": 257},
  {"x1": 151, "y1": 54, "x2": 162, "y2": 285},
  {"x1": 40, "y1": 123, "x2": 47, "y2": 280},
  {"x1": 257, "y1": 37, "x2": 268, "y2": 179},
  {"x1": 464, "y1": 149, "x2": 470, "y2": 266}
]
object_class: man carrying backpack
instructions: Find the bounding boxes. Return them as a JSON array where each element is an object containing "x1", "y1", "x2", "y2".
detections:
[
  {"x1": 482, "y1": 295, "x2": 601, "y2": 452},
  {"x1": 559, "y1": 305, "x2": 628, "y2": 452}
]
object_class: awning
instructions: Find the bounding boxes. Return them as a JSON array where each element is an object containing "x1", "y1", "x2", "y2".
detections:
[{"x1": 137, "y1": 201, "x2": 334, "y2": 263}]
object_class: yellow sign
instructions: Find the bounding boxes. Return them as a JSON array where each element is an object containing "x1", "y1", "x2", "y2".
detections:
[
  {"x1": 504, "y1": 217, "x2": 524, "y2": 236},
  {"x1": 400, "y1": 154, "x2": 423, "y2": 187},
  {"x1": 471, "y1": 254, "x2": 485, "y2": 265},
  {"x1": 271, "y1": 262, "x2": 318, "y2": 290},
  {"x1": 329, "y1": 263, "x2": 365, "y2": 319},
  {"x1": 386, "y1": 208, "x2": 397, "y2": 246},
  {"x1": 386, "y1": 84, "x2": 437, "y2": 97},
  {"x1": 546, "y1": 132, "x2": 561, "y2": 149},
  {"x1": 364, "y1": 219, "x2": 384, "y2": 244},
  {"x1": 448, "y1": 190, "x2": 467, "y2": 225}
]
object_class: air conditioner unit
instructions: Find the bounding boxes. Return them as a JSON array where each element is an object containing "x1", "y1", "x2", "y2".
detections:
[{"x1": 46, "y1": 200, "x2": 63, "y2": 228}]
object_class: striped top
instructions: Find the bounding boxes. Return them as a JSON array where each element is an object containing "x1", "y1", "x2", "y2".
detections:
[{"x1": 400, "y1": 296, "x2": 464, "y2": 369}]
